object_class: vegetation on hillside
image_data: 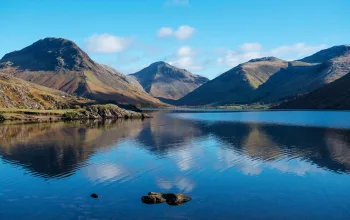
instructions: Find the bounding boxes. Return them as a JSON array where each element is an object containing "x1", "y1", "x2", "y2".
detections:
[
  {"x1": 0, "y1": 104, "x2": 149, "y2": 122},
  {"x1": 0, "y1": 37, "x2": 165, "y2": 107}
]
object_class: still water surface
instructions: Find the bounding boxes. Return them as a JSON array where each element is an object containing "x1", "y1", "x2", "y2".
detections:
[{"x1": 1, "y1": 110, "x2": 350, "y2": 219}]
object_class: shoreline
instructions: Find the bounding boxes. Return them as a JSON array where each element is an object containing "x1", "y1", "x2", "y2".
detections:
[{"x1": 0, "y1": 104, "x2": 151, "y2": 123}]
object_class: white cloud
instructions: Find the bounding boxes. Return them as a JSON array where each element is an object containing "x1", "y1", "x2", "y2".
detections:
[
  {"x1": 270, "y1": 43, "x2": 327, "y2": 58},
  {"x1": 174, "y1": 25, "x2": 196, "y2": 40},
  {"x1": 169, "y1": 46, "x2": 202, "y2": 71},
  {"x1": 218, "y1": 42, "x2": 327, "y2": 67},
  {"x1": 157, "y1": 27, "x2": 173, "y2": 38},
  {"x1": 170, "y1": 57, "x2": 203, "y2": 71},
  {"x1": 176, "y1": 46, "x2": 196, "y2": 57},
  {"x1": 85, "y1": 33, "x2": 132, "y2": 53},
  {"x1": 239, "y1": 43, "x2": 262, "y2": 52},
  {"x1": 157, "y1": 25, "x2": 196, "y2": 40},
  {"x1": 222, "y1": 50, "x2": 262, "y2": 67},
  {"x1": 164, "y1": 0, "x2": 190, "y2": 7}
]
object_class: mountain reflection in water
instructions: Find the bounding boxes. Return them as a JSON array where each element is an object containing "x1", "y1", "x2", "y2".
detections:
[
  {"x1": 0, "y1": 120, "x2": 145, "y2": 178},
  {"x1": 0, "y1": 113, "x2": 350, "y2": 178},
  {"x1": 1, "y1": 111, "x2": 350, "y2": 219}
]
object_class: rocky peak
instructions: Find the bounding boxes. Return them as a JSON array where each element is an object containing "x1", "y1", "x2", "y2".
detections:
[
  {"x1": 151, "y1": 61, "x2": 167, "y2": 66},
  {"x1": 129, "y1": 61, "x2": 209, "y2": 100},
  {"x1": 134, "y1": 61, "x2": 200, "y2": 80},
  {"x1": 299, "y1": 45, "x2": 350, "y2": 63},
  {"x1": 0, "y1": 37, "x2": 96, "y2": 71},
  {"x1": 248, "y1": 57, "x2": 282, "y2": 63}
]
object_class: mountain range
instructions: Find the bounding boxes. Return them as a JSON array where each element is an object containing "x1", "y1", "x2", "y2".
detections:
[
  {"x1": 177, "y1": 45, "x2": 350, "y2": 106},
  {"x1": 0, "y1": 37, "x2": 350, "y2": 110},
  {"x1": 0, "y1": 38, "x2": 163, "y2": 107}
]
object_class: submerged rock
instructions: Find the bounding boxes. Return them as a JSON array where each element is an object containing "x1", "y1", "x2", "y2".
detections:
[
  {"x1": 90, "y1": 193, "x2": 99, "y2": 199},
  {"x1": 141, "y1": 192, "x2": 192, "y2": 206},
  {"x1": 141, "y1": 192, "x2": 166, "y2": 204},
  {"x1": 162, "y1": 193, "x2": 192, "y2": 206}
]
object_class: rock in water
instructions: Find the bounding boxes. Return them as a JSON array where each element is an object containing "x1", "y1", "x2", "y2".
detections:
[
  {"x1": 91, "y1": 193, "x2": 99, "y2": 199},
  {"x1": 141, "y1": 192, "x2": 166, "y2": 204},
  {"x1": 141, "y1": 192, "x2": 191, "y2": 205},
  {"x1": 163, "y1": 193, "x2": 192, "y2": 206}
]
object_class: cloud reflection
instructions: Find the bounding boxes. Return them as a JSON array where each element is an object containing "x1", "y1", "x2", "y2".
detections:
[
  {"x1": 83, "y1": 163, "x2": 128, "y2": 183},
  {"x1": 156, "y1": 176, "x2": 195, "y2": 193}
]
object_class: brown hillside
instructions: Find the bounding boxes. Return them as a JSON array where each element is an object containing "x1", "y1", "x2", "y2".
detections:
[{"x1": 0, "y1": 38, "x2": 164, "y2": 107}]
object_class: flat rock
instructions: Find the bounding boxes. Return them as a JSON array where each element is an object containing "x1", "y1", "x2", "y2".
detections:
[
  {"x1": 141, "y1": 192, "x2": 191, "y2": 206},
  {"x1": 163, "y1": 193, "x2": 192, "y2": 206}
]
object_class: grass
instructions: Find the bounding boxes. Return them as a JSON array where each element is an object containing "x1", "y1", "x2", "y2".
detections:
[
  {"x1": 216, "y1": 104, "x2": 271, "y2": 110},
  {"x1": 0, "y1": 108, "x2": 85, "y2": 121},
  {"x1": 0, "y1": 108, "x2": 77, "y2": 116}
]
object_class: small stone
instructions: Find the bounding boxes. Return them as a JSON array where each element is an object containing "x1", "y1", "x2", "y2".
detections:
[{"x1": 90, "y1": 193, "x2": 99, "y2": 199}]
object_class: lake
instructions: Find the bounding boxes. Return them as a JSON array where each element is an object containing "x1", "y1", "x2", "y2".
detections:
[{"x1": 1, "y1": 110, "x2": 350, "y2": 219}]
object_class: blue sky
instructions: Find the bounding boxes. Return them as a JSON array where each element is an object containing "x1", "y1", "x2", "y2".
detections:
[{"x1": 1, "y1": 0, "x2": 349, "y2": 79}]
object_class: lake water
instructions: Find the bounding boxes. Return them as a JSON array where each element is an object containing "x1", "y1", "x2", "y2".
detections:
[{"x1": 1, "y1": 110, "x2": 350, "y2": 219}]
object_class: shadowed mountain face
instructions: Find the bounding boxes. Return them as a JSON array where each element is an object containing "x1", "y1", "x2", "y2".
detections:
[
  {"x1": 276, "y1": 72, "x2": 350, "y2": 110},
  {"x1": 177, "y1": 45, "x2": 350, "y2": 106},
  {"x1": 128, "y1": 61, "x2": 209, "y2": 100},
  {"x1": 0, "y1": 38, "x2": 164, "y2": 107}
]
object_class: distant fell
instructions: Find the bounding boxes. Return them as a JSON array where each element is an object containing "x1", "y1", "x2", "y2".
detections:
[
  {"x1": 177, "y1": 45, "x2": 350, "y2": 106},
  {"x1": 178, "y1": 57, "x2": 288, "y2": 105},
  {"x1": 128, "y1": 61, "x2": 208, "y2": 100}
]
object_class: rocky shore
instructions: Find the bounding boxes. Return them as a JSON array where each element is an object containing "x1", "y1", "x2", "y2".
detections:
[
  {"x1": 0, "y1": 104, "x2": 151, "y2": 123},
  {"x1": 63, "y1": 104, "x2": 150, "y2": 120}
]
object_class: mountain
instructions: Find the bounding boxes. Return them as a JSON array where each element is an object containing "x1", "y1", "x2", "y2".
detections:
[
  {"x1": 0, "y1": 37, "x2": 164, "y2": 107},
  {"x1": 254, "y1": 45, "x2": 350, "y2": 103},
  {"x1": 276, "y1": 72, "x2": 350, "y2": 110},
  {"x1": 0, "y1": 72, "x2": 84, "y2": 109},
  {"x1": 128, "y1": 61, "x2": 209, "y2": 101},
  {"x1": 178, "y1": 57, "x2": 288, "y2": 105},
  {"x1": 177, "y1": 45, "x2": 350, "y2": 106}
]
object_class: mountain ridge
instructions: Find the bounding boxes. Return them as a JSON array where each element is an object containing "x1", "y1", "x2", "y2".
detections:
[
  {"x1": 177, "y1": 44, "x2": 350, "y2": 106},
  {"x1": 0, "y1": 37, "x2": 165, "y2": 107},
  {"x1": 178, "y1": 57, "x2": 289, "y2": 105}
]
